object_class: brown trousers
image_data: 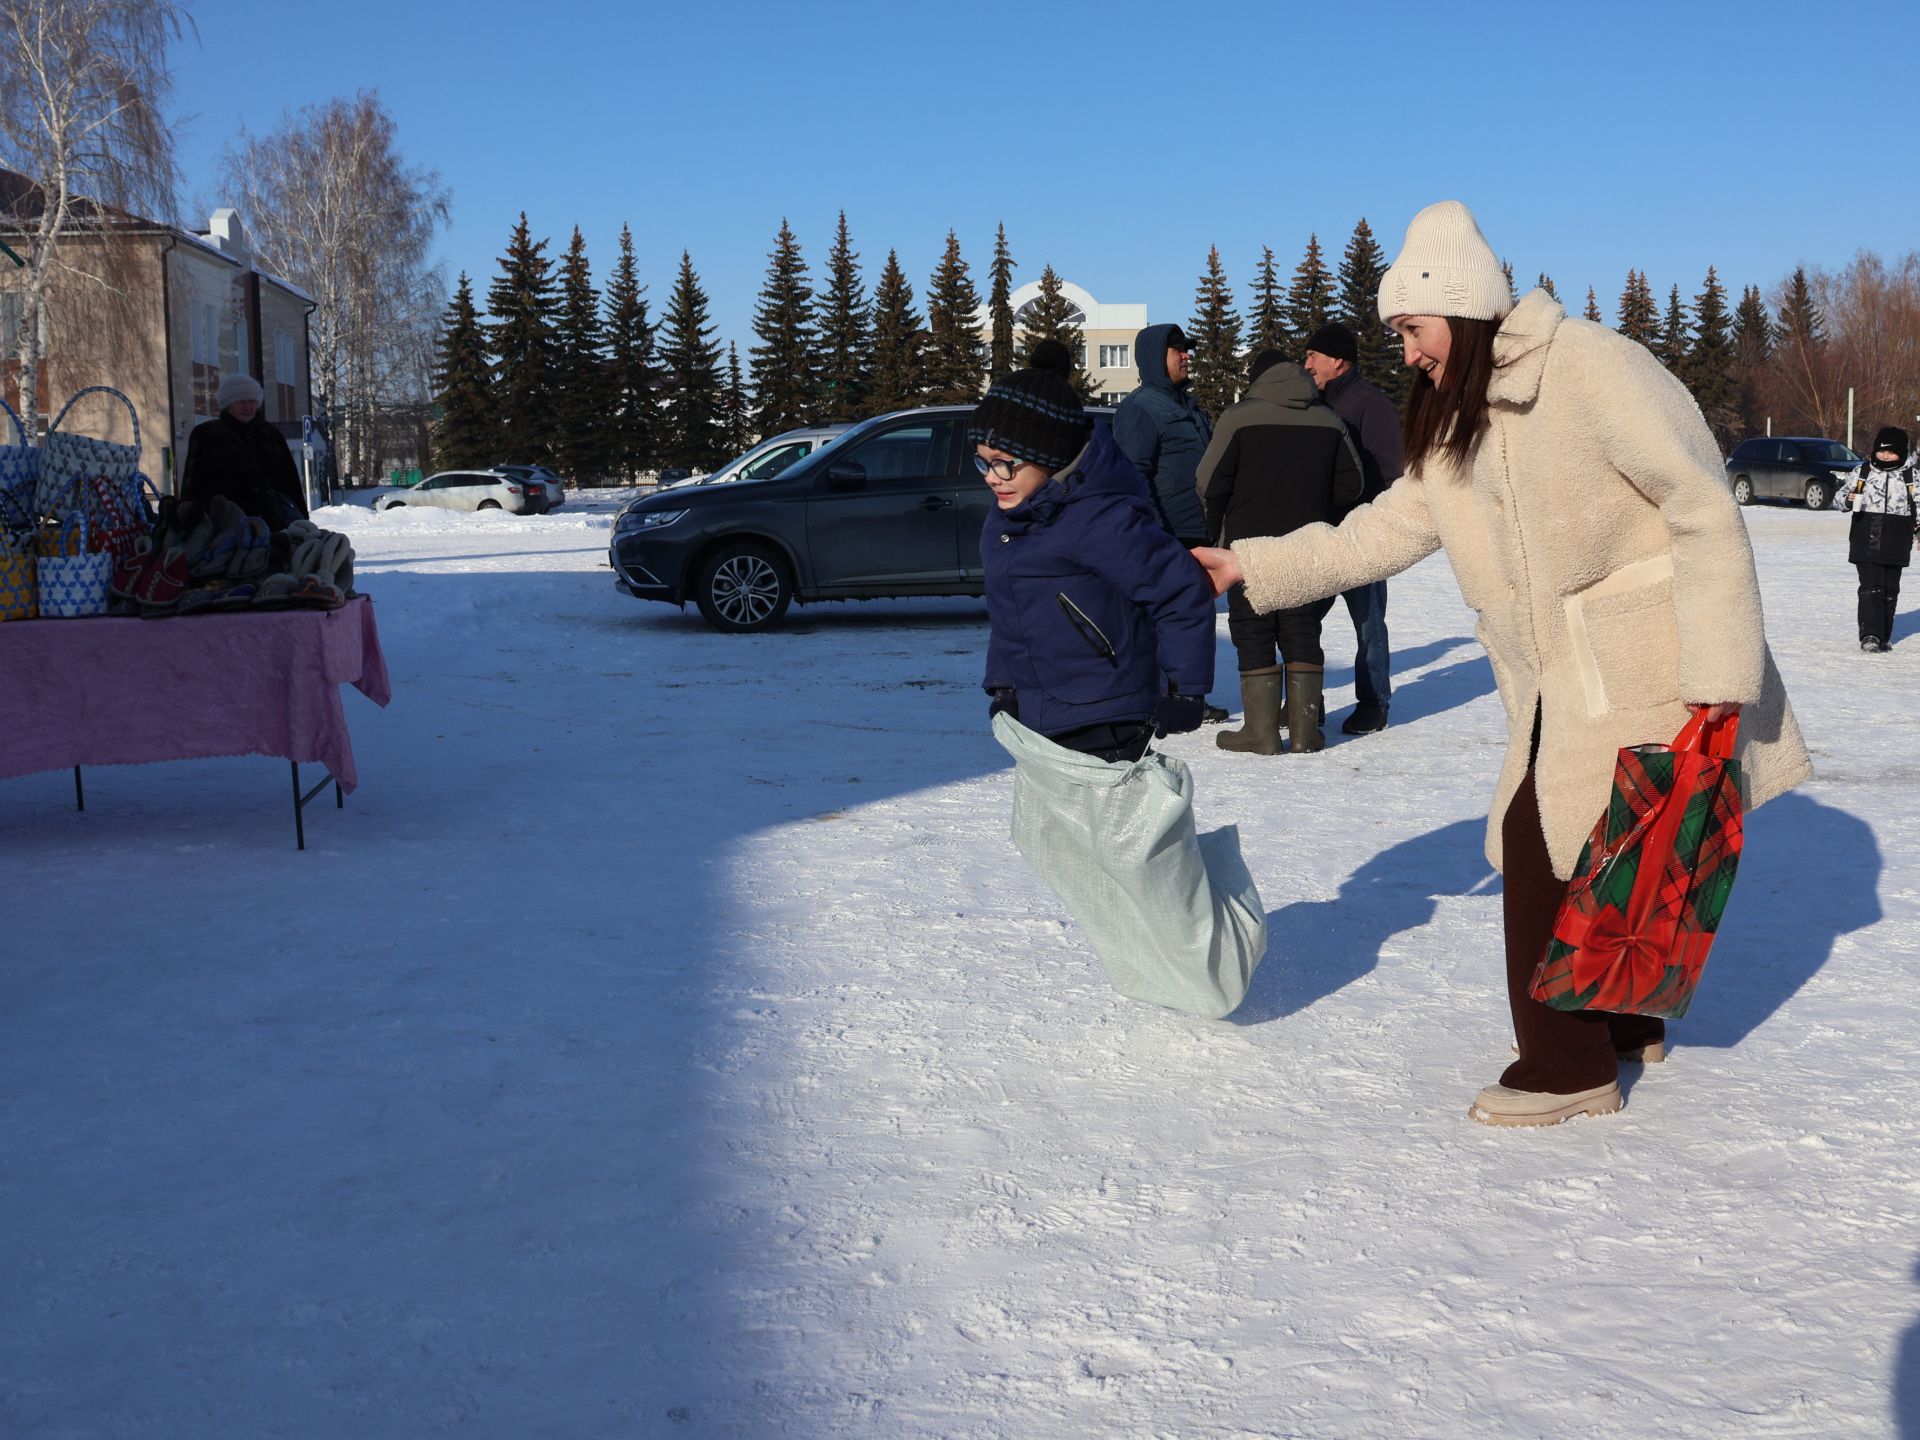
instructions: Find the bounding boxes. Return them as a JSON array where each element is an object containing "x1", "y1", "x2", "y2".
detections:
[{"x1": 1499, "y1": 756, "x2": 1666, "y2": 1094}]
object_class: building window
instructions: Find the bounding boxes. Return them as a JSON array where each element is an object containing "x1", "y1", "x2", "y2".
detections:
[
  {"x1": 273, "y1": 330, "x2": 299, "y2": 421},
  {"x1": 1073, "y1": 343, "x2": 1086, "y2": 370},
  {"x1": 191, "y1": 300, "x2": 220, "y2": 417},
  {"x1": 1098, "y1": 344, "x2": 1130, "y2": 370}
]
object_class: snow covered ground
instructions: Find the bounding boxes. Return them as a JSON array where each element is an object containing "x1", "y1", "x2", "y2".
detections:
[{"x1": 5, "y1": 492, "x2": 1917, "y2": 1438}]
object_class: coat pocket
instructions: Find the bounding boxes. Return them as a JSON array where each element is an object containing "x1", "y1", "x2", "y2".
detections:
[{"x1": 1564, "y1": 555, "x2": 1681, "y2": 716}]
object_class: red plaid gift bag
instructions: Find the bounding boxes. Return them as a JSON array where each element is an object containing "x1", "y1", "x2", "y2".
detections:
[{"x1": 1529, "y1": 712, "x2": 1744, "y2": 1019}]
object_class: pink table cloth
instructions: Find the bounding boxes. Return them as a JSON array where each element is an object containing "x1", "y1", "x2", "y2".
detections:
[{"x1": 0, "y1": 595, "x2": 391, "y2": 793}]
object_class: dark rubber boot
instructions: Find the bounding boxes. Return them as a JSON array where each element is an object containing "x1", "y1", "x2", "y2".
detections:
[
  {"x1": 1284, "y1": 663, "x2": 1325, "y2": 753},
  {"x1": 1216, "y1": 668, "x2": 1283, "y2": 754}
]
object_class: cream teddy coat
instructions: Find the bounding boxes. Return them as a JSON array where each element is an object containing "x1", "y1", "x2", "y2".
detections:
[{"x1": 1232, "y1": 289, "x2": 1813, "y2": 878}]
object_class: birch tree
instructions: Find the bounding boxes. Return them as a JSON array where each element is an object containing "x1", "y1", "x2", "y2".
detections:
[
  {"x1": 218, "y1": 92, "x2": 449, "y2": 485},
  {"x1": 0, "y1": 0, "x2": 187, "y2": 432}
]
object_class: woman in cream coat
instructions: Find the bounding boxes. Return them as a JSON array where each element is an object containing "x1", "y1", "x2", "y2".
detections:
[{"x1": 1193, "y1": 201, "x2": 1811, "y2": 1127}]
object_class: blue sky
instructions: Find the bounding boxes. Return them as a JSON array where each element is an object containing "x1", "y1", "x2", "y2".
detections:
[{"x1": 170, "y1": 0, "x2": 1919, "y2": 354}]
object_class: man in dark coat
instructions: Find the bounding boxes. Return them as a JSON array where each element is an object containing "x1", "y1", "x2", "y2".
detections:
[
  {"x1": 1303, "y1": 323, "x2": 1404, "y2": 735},
  {"x1": 1113, "y1": 321, "x2": 1226, "y2": 721},
  {"x1": 1196, "y1": 351, "x2": 1364, "y2": 754},
  {"x1": 180, "y1": 374, "x2": 309, "y2": 530}
]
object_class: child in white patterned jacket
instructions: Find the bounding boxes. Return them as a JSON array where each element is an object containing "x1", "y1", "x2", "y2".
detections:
[{"x1": 1835, "y1": 424, "x2": 1919, "y2": 652}]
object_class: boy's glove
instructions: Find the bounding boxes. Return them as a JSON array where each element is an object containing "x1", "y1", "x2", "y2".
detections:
[
  {"x1": 1151, "y1": 691, "x2": 1207, "y2": 738},
  {"x1": 988, "y1": 687, "x2": 1018, "y2": 720}
]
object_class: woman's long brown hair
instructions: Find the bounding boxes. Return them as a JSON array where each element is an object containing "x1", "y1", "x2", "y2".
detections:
[{"x1": 1400, "y1": 317, "x2": 1500, "y2": 472}]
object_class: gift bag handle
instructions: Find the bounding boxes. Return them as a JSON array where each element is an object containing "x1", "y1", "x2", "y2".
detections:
[
  {"x1": 1672, "y1": 710, "x2": 1740, "y2": 761},
  {"x1": 46, "y1": 385, "x2": 141, "y2": 454}
]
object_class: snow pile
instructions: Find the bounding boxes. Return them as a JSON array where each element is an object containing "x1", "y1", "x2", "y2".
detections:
[{"x1": 3, "y1": 502, "x2": 1915, "y2": 1437}]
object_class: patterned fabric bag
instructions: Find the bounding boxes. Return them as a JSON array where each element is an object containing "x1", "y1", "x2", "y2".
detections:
[
  {"x1": 0, "y1": 527, "x2": 35, "y2": 621},
  {"x1": 1530, "y1": 713, "x2": 1744, "y2": 1020},
  {"x1": 82, "y1": 469, "x2": 157, "y2": 561},
  {"x1": 36, "y1": 510, "x2": 111, "y2": 617},
  {"x1": 0, "y1": 395, "x2": 38, "y2": 543},
  {"x1": 38, "y1": 386, "x2": 140, "y2": 520}
]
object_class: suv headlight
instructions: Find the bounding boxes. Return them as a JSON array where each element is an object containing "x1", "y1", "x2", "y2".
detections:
[{"x1": 616, "y1": 508, "x2": 687, "y2": 535}]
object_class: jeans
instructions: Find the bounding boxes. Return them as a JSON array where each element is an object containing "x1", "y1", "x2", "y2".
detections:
[{"x1": 1342, "y1": 581, "x2": 1391, "y2": 708}]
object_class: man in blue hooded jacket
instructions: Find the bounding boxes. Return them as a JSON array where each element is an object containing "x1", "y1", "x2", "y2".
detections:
[
  {"x1": 1113, "y1": 322, "x2": 1225, "y2": 720},
  {"x1": 1113, "y1": 323, "x2": 1214, "y2": 546}
]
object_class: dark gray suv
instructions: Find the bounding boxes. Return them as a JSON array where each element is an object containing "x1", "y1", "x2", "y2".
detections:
[
  {"x1": 1724, "y1": 436, "x2": 1859, "y2": 509},
  {"x1": 610, "y1": 404, "x2": 1110, "y2": 632}
]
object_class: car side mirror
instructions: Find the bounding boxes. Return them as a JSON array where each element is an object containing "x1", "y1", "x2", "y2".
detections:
[{"x1": 825, "y1": 460, "x2": 866, "y2": 490}]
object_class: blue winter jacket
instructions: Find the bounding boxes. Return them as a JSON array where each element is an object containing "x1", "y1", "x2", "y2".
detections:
[
  {"x1": 1111, "y1": 322, "x2": 1215, "y2": 544},
  {"x1": 982, "y1": 427, "x2": 1215, "y2": 738}
]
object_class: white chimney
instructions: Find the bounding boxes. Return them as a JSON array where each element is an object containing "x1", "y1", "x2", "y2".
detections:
[{"x1": 207, "y1": 208, "x2": 249, "y2": 260}]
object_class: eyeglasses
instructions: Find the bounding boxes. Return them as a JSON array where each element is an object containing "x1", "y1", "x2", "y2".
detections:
[{"x1": 973, "y1": 454, "x2": 1022, "y2": 482}]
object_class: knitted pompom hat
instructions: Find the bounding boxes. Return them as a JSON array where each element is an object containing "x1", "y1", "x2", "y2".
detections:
[
  {"x1": 1377, "y1": 200, "x2": 1513, "y2": 325},
  {"x1": 967, "y1": 339, "x2": 1090, "y2": 470}
]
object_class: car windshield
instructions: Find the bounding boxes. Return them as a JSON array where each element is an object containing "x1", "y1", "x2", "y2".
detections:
[{"x1": 738, "y1": 441, "x2": 813, "y2": 481}]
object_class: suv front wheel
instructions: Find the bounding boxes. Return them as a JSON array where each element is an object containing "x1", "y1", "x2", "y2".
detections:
[
  {"x1": 695, "y1": 541, "x2": 792, "y2": 632},
  {"x1": 1731, "y1": 475, "x2": 1754, "y2": 505}
]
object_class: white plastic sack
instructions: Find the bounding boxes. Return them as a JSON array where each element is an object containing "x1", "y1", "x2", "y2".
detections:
[{"x1": 993, "y1": 712, "x2": 1267, "y2": 1019}]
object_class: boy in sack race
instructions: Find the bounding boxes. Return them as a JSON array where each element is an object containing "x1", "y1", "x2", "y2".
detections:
[{"x1": 975, "y1": 342, "x2": 1266, "y2": 1020}]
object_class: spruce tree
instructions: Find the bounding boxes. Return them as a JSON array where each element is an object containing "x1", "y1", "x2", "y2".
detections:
[
  {"x1": 1684, "y1": 266, "x2": 1738, "y2": 447},
  {"x1": 1536, "y1": 272, "x2": 1558, "y2": 301},
  {"x1": 1333, "y1": 217, "x2": 1399, "y2": 388},
  {"x1": 1245, "y1": 244, "x2": 1287, "y2": 357},
  {"x1": 1732, "y1": 284, "x2": 1774, "y2": 439},
  {"x1": 603, "y1": 223, "x2": 656, "y2": 481},
  {"x1": 1188, "y1": 245, "x2": 1243, "y2": 415},
  {"x1": 431, "y1": 272, "x2": 499, "y2": 470},
  {"x1": 1657, "y1": 284, "x2": 1690, "y2": 374},
  {"x1": 1583, "y1": 287, "x2": 1603, "y2": 323},
  {"x1": 987, "y1": 222, "x2": 1018, "y2": 382},
  {"x1": 723, "y1": 342, "x2": 751, "y2": 454},
  {"x1": 552, "y1": 227, "x2": 609, "y2": 483},
  {"x1": 1283, "y1": 234, "x2": 1333, "y2": 342},
  {"x1": 1776, "y1": 265, "x2": 1824, "y2": 350},
  {"x1": 924, "y1": 230, "x2": 985, "y2": 405},
  {"x1": 1616, "y1": 270, "x2": 1660, "y2": 349},
  {"x1": 486, "y1": 212, "x2": 560, "y2": 466},
  {"x1": 867, "y1": 248, "x2": 925, "y2": 417},
  {"x1": 817, "y1": 211, "x2": 871, "y2": 421},
  {"x1": 656, "y1": 250, "x2": 728, "y2": 471},
  {"x1": 1017, "y1": 264, "x2": 1095, "y2": 399},
  {"x1": 1733, "y1": 284, "x2": 1774, "y2": 364},
  {"x1": 748, "y1": 218, "x2": 818, "y2": 436}
]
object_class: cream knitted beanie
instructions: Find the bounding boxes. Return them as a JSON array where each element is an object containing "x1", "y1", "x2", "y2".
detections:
[{"x1": 1377, "y1": 200, "x2": 1513, "y2": 324}]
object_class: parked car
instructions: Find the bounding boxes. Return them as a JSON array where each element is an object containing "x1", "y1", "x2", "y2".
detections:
[
  {"x1": 373, "y1": 468, "x2": 546, "y2": 515},
  {"x1": 496, "y1": 464, "x2": 565, "y2": 510},
  {"x1": 1724, "y1": 436, "x2": 1860, "y2": 509},
  {"x1": 610, "y1": 405, "x2": 1112, "y2": 632},
  {"x1": 661, "y1": 425, "x2": 852, "y2": 491},
  {"x1": 655, "y1": 466, "x2": 694, "y2": 486}
]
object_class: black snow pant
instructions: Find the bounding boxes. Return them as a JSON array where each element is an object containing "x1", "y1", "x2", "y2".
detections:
[
  {"x1": 1855, "y1": 561, "x2": 1904, "y2": 645},
  {"x1": 1499, "y1": 711, "x2": 1665, "y2": 1095},
  {"x1": 1227, "y1": 585, "x2": 1335, "y2": 673}
]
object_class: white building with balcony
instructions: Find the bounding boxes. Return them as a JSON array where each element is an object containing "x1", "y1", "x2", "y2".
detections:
[{"x1": 977, "y1": 279, "x2": 1149, "y2": 405}]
